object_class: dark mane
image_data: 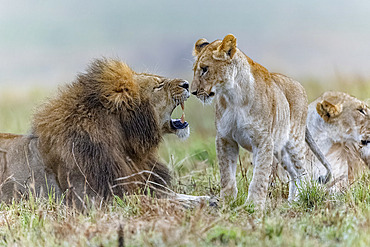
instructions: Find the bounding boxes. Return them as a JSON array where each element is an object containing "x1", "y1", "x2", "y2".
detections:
[{"x1": 32, "y1": 58, "x2": 171, "y2": 200}]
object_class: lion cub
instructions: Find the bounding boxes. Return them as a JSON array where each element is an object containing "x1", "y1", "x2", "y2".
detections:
[
  {"x1": 307, "y1": 91, "x2": 370, "y2": 188},
  {"x1": 191, "y1": 34, "x2": 325, "y2": 209}
]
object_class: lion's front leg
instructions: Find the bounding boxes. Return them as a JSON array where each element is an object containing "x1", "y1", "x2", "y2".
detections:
[
  {"x1": 247, "y1": 137, "x2": 273, "y2": 210},
  {"x1": 216, "y1": 135, "x2": 239, "y2": 201}
]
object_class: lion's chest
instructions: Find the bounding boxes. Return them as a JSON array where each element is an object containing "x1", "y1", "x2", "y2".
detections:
[{"x1": 216, "y1": 107, "x2": 254, "y2": 151}]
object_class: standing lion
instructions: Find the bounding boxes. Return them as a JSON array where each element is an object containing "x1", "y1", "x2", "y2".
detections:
[
  {"x1": 190, "y1": 34, "x2": 331, "y2": 209},
  {"x1": 0, "y1": 58, "x2": 195, "y2": 207}
]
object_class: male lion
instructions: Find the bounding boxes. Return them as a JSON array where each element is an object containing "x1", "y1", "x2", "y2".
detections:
[
  {"x1": 191, "y1": 34, "x2": 331, "y2": 209},
  {"x1": 306, "y1": 91, "x2": 370, "y2": 190},
  {"x1": 0, "y1": 58, "x2": 198, "y2": 207}
]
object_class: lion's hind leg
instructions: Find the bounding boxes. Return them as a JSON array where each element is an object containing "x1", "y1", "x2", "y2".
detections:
[
  {"x1": 247, "y1": 137, "x2": 274, "y2": 209},
  {"x1": 281, "y1": 137, "x2": 307, "y2": 202},
  {"x1": 280, "y1": 147, "x2": 298, "y2": 202}
]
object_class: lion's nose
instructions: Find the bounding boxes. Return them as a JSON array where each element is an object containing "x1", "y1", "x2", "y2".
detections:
[{"x1": 180, "y1": 81, "x2": 189, "y2": 91}]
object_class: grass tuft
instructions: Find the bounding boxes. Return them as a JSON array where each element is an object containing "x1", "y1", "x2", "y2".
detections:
[{"x1": 295, "y1": 180, "x2": 329, "y2": 210}]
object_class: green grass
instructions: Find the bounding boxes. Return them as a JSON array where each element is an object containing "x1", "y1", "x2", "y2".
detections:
[{"x1": 0, "y1": 80, "x2": 369, "y2": 246}]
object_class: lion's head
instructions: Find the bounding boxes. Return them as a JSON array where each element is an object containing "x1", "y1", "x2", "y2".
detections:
[
  {"x1": 314, "y1": 91, "x2": 370, "y2": 167},
  {"x1": 31, "y1": 58, "x2": 191, "y2": 201},
  {"x1": 191, "y1": 35, "x2": 240, "y2": 104},
  {"x1": 82, "y1": 59, "x2": 190, "y2": 140},
  {"x1": 132, "y1": 72, "x2": 190, "y2": 139}
]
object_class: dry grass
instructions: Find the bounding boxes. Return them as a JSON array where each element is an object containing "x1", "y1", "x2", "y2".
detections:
[{"x1": 0, "y1": 78, "x2": 369, "y2": 246}]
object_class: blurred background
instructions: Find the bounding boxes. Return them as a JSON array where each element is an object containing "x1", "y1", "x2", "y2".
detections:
[{"x1": 1, "y1": 0, "x2": 370, "y2": 88}]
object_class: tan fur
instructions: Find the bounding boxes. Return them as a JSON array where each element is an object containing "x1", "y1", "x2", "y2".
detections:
[
  {"x1": 0, "y1": 58, "x2": 191, "y2": 206},
  {"x1": 191, "y1": 34, "x2": 310, "y2": 209},
  {"x1": 306, "y1": 91, "x2": 370, "y2": 190}
]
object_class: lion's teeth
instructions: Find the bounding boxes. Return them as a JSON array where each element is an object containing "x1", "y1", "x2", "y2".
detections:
[{"x1": 180, "y1": 102, "x2": 185, "y2": 123}]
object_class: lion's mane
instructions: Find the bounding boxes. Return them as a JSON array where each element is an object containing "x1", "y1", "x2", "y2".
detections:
[{"x1": 32, "y1": 59, "x2": 171, "y2": 199}]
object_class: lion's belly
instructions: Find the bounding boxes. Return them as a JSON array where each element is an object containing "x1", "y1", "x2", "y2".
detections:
[
  {"x1": 217, "y1": 106, "x2": 290, "y2": 153},
  {"x1": 232, "y1": 121, "x2": 289, "y2": 153}
]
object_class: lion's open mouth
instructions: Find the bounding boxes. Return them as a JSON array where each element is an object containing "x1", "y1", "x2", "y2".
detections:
[{"x1": 170, "y1": 102, "x2": 189, "y2": 130}]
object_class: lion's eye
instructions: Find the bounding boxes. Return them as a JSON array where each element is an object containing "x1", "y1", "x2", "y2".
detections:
[
  {"x1": 153, "y1": 83, "x2": 164, "y2": 91},
  {"x1": 358, "y1": 108, "x2": 367, "y2": 116},
  {"x1": 200, "y1": 66, "x2": 208, "y2": 76}
]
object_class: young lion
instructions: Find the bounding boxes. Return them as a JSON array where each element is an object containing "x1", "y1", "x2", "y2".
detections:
[
  {"x1": 191, "y1": 34, "x2": 331, "y2": 209},
  {"x1": 307, "y1": 91, "x2": 370, "y2": 189}
]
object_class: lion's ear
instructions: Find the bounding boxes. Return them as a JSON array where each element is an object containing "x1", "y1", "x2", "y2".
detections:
[
  {"x1": 316, "y1": 100, "x2": 343, "y2": 122},
  {"x1": 213, "y1": 34, "x2": 237, "y2": 60},
  {"x1": 193, "y1": 38, "x2": 209, "y2": 56}
]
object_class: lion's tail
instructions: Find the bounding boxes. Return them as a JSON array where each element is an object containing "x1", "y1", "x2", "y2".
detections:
[{"x1": 305, "y1": 126, "x2": 332, "y2": 184}]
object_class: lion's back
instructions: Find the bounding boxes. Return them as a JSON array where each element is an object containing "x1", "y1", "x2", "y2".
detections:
[
  {"x1": 0, "y1": 134, "x2": 61, "y2": 202},
  {"x1": 271, "y1": 73, "x2": 308, "y2": 131}
]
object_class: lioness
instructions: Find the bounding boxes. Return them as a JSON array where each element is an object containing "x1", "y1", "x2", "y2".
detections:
[
  {"x1": 306, "y1": 91, "x2": 370, "y2": 189},
  {"x1": 191, "y1": 34, "x2": 331, "y2": 209}
]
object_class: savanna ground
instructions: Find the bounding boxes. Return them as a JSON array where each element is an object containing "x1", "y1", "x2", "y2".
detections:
[{"x1": 0, "y1": 78, "x2": 369, "y2": 246}]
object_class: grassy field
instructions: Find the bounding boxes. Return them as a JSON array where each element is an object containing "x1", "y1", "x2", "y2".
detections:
[{"x1": 0, "y1": 79, "x2": 369, "y2": 246}]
